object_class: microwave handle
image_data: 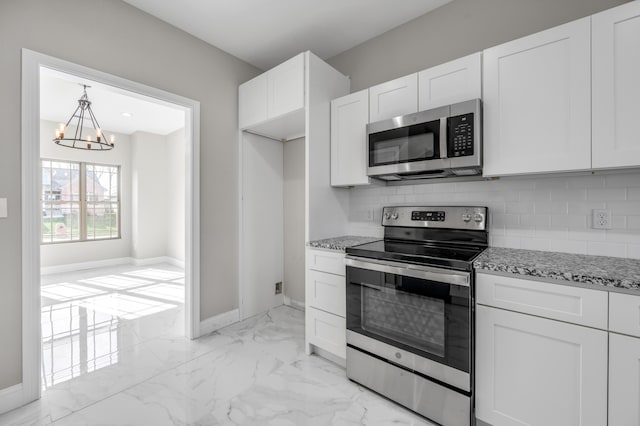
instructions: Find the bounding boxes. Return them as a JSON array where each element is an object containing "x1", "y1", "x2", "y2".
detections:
[{"x1": 439, "y1": 117, "x2": 448, "y2": 159}]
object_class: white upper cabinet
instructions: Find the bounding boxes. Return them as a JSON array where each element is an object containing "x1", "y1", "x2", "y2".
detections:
[
  {"x1": 369, "y1": 73, "x2": 418, "y2": 122},
  {"x1": 592, "y1": 1, "x2": 640, "y2": 169},
  {"x1": 267, "y1": 53, "x2": 305, "y2": 119},
  {"x1": 483, "y1": 18, "x2": 591, "y2": 176},
  {"x1": 239, "y1": 53, "x2": 305, "y2": 131},
  {"x1": 331, "y1": 89, "x2": 370, "y2": 187},
  {"x1": 239, "y1": 73, "x2": 268, "y2": 130},
  {"x1": 418, "y1": 52, "x2": 482, "y2": 110}
]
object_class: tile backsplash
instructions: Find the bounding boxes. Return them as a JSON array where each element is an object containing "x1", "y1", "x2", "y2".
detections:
[{"x1": 347, "y1": 171, "x2": 640, "y2": 259}]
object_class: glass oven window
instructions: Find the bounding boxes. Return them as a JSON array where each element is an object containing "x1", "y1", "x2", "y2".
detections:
[
  {"x1": 362, "y1": 285, "x2": 445, "y2": 357},
  {"x1": 369, "y1": 121, "x2": 439, "y2": 167}
]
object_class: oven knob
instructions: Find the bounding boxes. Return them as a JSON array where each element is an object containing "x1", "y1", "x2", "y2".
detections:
[
  {"x1": 384, "y1": 212, "x2": 391, "y2": 220},
  {"x1": 474, "y1": 213, "x2": 484, "y2": 223},
  {"x1": 462, "y1": 214, "x2": 471, "y2": 223},
  {"x1": 395, "y1": 352, "x2": 402, "y2": 359},
  {"x1": 391, "y1": 213, "x2": 398, "y2": 220}
]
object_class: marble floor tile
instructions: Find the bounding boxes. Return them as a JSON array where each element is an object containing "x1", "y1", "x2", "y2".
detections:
[{"x1": 2, "y1": 302, "x2": 436, "y2": 425}]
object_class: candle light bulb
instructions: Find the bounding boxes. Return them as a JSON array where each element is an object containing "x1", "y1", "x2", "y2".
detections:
[
  {"x1": 110, "y1": 135, "x2": 115, "y2": 146},
  {"x1": 87, "y1": 142, "x2": 92, "y2": 149},
  {"x1": 96, "y1": 128, "x2": 102, "y2": 142}
]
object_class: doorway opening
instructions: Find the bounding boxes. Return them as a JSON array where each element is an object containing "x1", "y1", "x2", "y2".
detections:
[{"x1": 21, "y1": 49, "x2": 201, "y2": 407}]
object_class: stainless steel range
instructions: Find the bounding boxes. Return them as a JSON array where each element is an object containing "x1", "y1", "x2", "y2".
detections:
[{"x1": 345, "y1": 206, "x2": 488, "y2": 426}]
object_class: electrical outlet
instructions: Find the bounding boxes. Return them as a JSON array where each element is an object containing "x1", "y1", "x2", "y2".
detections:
[
  {"x1": 275, "y1": 281, "x2": 282, "y2": 295},
  {"x1": 366, "y1": 209, "x2": 375, "y2": 221},
  {"x1": 592, "y1": 209, "x2": 612, "y2": 230}
]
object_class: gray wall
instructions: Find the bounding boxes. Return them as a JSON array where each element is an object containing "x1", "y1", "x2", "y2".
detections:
[
  {"x1": 0, "y1": 0, "x2": 259, "y2": 390},
  {"x1": 328, "y1": 0, "x2": 630, "y2": 91}
]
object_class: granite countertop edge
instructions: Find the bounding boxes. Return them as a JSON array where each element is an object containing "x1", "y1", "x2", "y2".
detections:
[
  {"x1": 474, "y1": 247, "x2": 640, "y2": 291},
  {"x1": 307, "y1": 235, "x2": 380, "y2": 252}
]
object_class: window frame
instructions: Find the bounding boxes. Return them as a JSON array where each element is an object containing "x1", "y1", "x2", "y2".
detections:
[{"x1": 41, "y1": 158, "x2": 121, "y2": 244}]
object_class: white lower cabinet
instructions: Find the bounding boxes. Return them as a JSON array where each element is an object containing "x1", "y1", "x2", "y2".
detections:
[
  {"x1": 609, "y1": 333, "x2": 640, "y2": 426},
  {"x1": 305, "y1": 248, "x2": 347, "y2": 361},
  {"x1": 306, "y1": 307, "x2": 346, "y2": 359},
  {"x1": 476, "y1": 304, "x2": 608, "y2": 426}
]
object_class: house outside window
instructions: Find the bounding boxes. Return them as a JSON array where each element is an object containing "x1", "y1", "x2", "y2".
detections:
[{"x1": 41, "y1": 159, "x2": 120, "y2": 244}]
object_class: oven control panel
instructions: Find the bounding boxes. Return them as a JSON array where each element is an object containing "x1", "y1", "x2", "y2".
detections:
[
  {"x1": 382, "y1": 206, "x2": 487, "y2": 230},
  {"x1": 411, "y1": 211, "x2": 445, "y2": 222}
]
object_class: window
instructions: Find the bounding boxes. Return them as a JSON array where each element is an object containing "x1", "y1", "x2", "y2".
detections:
[{"x1": 41, "y1": 160, "x2": 120, "y2": 244}]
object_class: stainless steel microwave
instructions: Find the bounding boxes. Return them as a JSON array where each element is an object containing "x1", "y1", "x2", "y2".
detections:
[{"x1": 366, "y1": 99, "x2": 482, "y2": 181}]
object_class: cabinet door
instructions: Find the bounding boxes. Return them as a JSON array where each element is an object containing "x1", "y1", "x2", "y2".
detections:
[
  {"x1": 369, "y1": 73, "x2": 418, "y2": 122},
  {"x1": 306, "y1": 307, "x2": 346, "y2": 359},
  {"x1": 483, "y1": 18, "x2": 591, "y2": 176},
  {"x1": 267, "y1": 53, "x2": 305, "y2": 119},
  {"x1": 239, "y1": 73, "x2": 268, "y2": 129},
  {"x1": 330, "y1": 90, "x2": 370, "y2": 187},
  {"x1": 592, "y1": 1, "x2": 640, "y2": 169},
  {"x1": 609, "y1": 333, "x2": 640, "y2": 426},
  {"x1": 476, "y1": 305, "x2": 607, "y2": 426},
  {"x1": 306, "y1": 269, "x2": 346, "y2": 316},
  {"x1": 418, "y1": 52, "x2": 482, "y2": 110}
]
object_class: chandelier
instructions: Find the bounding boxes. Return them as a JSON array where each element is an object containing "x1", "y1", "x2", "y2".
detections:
[{"x1": 53, "y1": 85, "x2": 115, "y2": 151}]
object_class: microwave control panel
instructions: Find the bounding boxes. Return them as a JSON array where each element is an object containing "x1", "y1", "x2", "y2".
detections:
[
  {"x1": 449, "y1": 113, "x2": 474, "y2": 157},
  {"x1": 411, "y1": 211, "x2": 445, "y2": 222}
]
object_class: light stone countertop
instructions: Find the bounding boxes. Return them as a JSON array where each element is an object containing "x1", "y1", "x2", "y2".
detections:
[
  {"x1": 474, "y1": 247, "x2": 640, "y2": 291},
  {"x1": 307, "y1": 235, "x2": 380, "y2": 252}
]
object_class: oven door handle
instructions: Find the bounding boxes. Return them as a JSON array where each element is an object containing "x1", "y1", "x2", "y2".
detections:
[{"x1": 345, "y1": 256, "x2": 470, "y2": 287}]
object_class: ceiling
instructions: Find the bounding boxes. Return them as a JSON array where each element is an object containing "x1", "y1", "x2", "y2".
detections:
[
  {"x1": 40, "y1": 67, "x2": 185, "y2": 136},
  {"x1": 122, "y1": 0, "x2": 452, "y2": 70}
]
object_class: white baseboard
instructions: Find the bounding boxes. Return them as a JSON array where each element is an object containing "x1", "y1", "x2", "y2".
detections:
[
  {"x1": 40, "y1": 257, "x2": 131, "y2": 275},
  {"x1": 0, "y1": 383, "x2": 26, "y2": 415},
  {"x1": 41, "y1": 256, "x2": 185, "y2": 275},
  {"x1": 131, "y1": 256, "x2": 184, "y2": 268},
  {"x1": 283, "y1": 296, "x2": 305, "y2": 311},
  {"x1": 199, "y1": 309, "x2": 240, "y2": 336}
]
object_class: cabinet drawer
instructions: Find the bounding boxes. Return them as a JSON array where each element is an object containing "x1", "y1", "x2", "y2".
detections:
[
  {"x1": 307, "y1": 269, "x2": 345, "y2": 316},
  {"x1": 306, "y1": 307, "x2": 346, "y2": 359},
  {"x1": 610, "y1": 292, "x2": 640, "y2": 337},
  {"x1": 306, "y1": 248, "x2": 345, "y2": 276},
  {"x1": 476, "y1": 273, "x2": 608, "y2": 329}
]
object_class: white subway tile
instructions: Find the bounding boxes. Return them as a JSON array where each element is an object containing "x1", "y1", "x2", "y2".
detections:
[
  {"x1": 587, "y1": 188, "x2": 626, "y2": 201},
  {"x1": 519, "y1": 190, "x2": 551, "y2": 202},
  {"x1": 612, "y1": 215, "x2": 627, "y2": 230},
  {"x1": 628, "y1": 244, "x2": 640, "y2": 259},
  {"x1": 520, "y1": 238, "x2": 550, "y2": 251},
  {"x1": 567, "y1": 175, "x2": 606, "y2": 189},
  {"x1": 534, "y1": 202, "x2": 568, "y2": 215},
  {"x1": 587, "y1": 241, "x2": 626, "y2": 257},
  {"x1": 567, "y1": 201, "x2": 606, "y2": 215},
  {"x1": 534, "y1": 177, "x2": 569, "y2": 189},
  {"x1": 491, "y1": 235, "x2": 521, "y2": 249},
  {"x1": 535, "y1": 228, "x2": 569, "y2": 239},
  {"x1": 550, "y1": 189, "x2": 587, "y2": 202},
  {"x1": 606, "y1": 201, "x2": 640, "y2": 215},
  {"x1": 628, "y1": 216, "x2": 640, "y2": 230},
  {"x1": 395, "y1": 185, "x2": 414, "y2": 195},
  {"x1": 568, "y1": 229, "x2": 606, "y2": 241},
  {"x1": 604, "y1": 231, "x2": 640, "y2": 244},
  {"x1": 549, "y1": 239, "x2": 588, "y2": 254},
  {"x1": 388, "y1": 195, "x2": 405, "y2": 204},
  {"x1": 505, "y1": 225, "x2": 535, "y2": 237},
  {"x1": 605, "y1": 172, "x2": 640, "y2": 188},
  {"x1": 551, "y1": 215, "x2": 587, "y2": 228},
  {"x1": 520, "y1": 214, "x2": 551, "y2": 227},
  {"x1": 491, "y1": 213, "x2": 520, "y2": 227},
  {"x1": 506, "y1": 202, "x2": 534, "y2": 215},
  {"x1": 628, "y1": 188, "x2": 640, "y2": 200}
]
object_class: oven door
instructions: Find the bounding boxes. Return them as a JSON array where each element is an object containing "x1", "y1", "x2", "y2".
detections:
[{"x1": 345, "y1": 256, "x2": 471, "y2": 391}]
